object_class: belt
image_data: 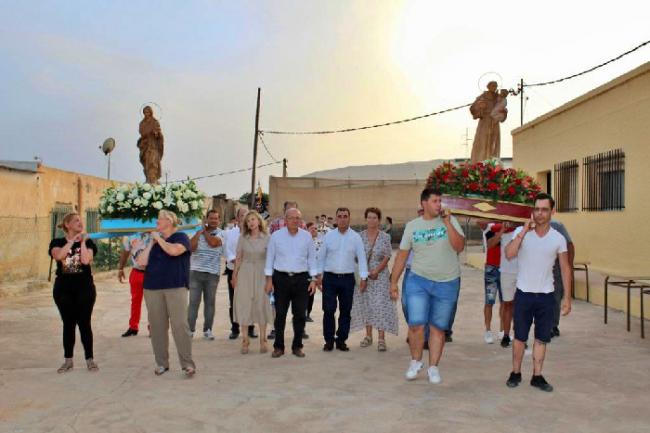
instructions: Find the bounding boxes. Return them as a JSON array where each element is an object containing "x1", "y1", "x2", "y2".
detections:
[
  {"x1": 274, "y1": 270, "x2": 309, "y2": 277},
  {"x1": 131, "y1": 268, "x2": 144, "y2": 273},
  {"x1": 324, "y1": 272, "x2": 354, "y2": 278},
  {"x1": 516, "y1": 288, "x2": 553, "y2": 297}
]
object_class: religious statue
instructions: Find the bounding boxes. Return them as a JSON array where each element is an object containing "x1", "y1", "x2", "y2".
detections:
[
  {"x1": 137, "y1": 105, "x2": 164, "y2": 184},
  {"x1": 469, "y1": 81, "x2": 507, "y2": 163}
]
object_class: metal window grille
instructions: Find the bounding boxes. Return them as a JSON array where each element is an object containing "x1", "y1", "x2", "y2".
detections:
[
  {"x1": 553, "y1": 160, "x2": 579, "y2": 212},
  {"x1": 50, "y1": 205, "x2": 73, "y2": 238},
  {"x1": 582, "y1": 149, "x2": 625, "y2": 211},
  {"x1": 85, "y1": 208, "x2": 100, "y2": 233}
]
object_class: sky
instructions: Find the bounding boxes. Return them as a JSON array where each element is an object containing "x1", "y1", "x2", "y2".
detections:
[{"x1": 1, "y1": 1, "x2": 649, "y2": 197}]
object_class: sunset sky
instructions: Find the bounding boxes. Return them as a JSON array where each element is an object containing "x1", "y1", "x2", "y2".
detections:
[{"x1": 1, "y1": 1, "x2": 648, "y2": 197}]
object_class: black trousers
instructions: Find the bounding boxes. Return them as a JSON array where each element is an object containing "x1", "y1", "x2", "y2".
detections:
[
  {"x1": 307, "y1": 293, "x2": 315, "y2": 316},
  {"x1": 272, "y1": 271, "x2": 309, "y2": 350},
  {"x1": 225, "y1": 268, "x2": 254, "y2": 334},
  {"x1": 53, "y1": 278, "x2": 96, "y2": 359},
  {"x1": 322, "y1": 273, "x2": 355, "y2": 344}
]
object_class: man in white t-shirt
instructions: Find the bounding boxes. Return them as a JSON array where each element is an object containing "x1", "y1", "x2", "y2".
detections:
[{"x1": 504, "y1": 193, "x2": 572, "y2": 392}]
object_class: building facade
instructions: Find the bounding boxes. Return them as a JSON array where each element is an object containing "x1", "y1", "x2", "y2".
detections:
[
  {"x1": 0, "y1": 161, "x2": 120, "y2": 284},
  {"x1": 512, "y1": 62, "x2": 650, "y2": 318}
]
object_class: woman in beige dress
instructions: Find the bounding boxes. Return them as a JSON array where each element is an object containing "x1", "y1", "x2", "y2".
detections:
[{"x1": 232, "y1": 211, "x2": 273, "y2": 354}]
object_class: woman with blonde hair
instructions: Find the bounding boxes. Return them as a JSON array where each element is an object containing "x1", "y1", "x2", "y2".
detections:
[
  {"x1": 232, "y1": 210, "x2": 274, "y2": 354},
  {"x1": 137, "y1": 210, "x2": 196, "y2": 376},
  {"x1": 49, "y1": 212, "x2": 99, "y2": 373}
]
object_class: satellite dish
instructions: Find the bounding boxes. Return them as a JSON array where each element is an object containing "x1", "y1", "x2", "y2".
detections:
[{"x1": 101, "y1": 138, "x2": 116, "y2": 155}]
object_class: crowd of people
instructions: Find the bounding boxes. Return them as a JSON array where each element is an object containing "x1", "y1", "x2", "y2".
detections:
[{"x1": 48, "y1": 188, "x2": 572, "y2": 391}]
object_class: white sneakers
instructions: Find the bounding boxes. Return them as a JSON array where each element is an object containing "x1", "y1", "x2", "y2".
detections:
[
  {"x1": 203, "y1": 329, "x2": 215, "y2": 340},
  {"x1": 405, "y1": 360, "x2": 423, "y2": 380},
  {"x1": 405, "y1": 360, "x2": 443, "y2": 384},
  {"x1": 497, "y1": 330, "x2": 505, "y2": 340},
  {"x1": 484, "y1": 330, "x2": 494, "y2": 344},
  {"x1": 427, "y1": 366, "x2": 442, "y2": 384}
]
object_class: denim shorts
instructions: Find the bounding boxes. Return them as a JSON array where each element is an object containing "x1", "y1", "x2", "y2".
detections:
[
  {"x1": 404, "y1": 271, "x2": 460, "y2": 331},
  {"x1": 513, "y1": 289, "x2": 555, "y2": 343},
  {"x1": 484, "y1": 265, "x2": 502, "y2": 305}
]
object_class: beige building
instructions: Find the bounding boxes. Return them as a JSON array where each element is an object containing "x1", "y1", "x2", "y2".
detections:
[
  {"x1": 0, "y1": 161, "x2": 120, "y2": 284},
  {"x1": 269, "y1": 158, "x2": 512, "y2": 226},
  {"x1": 512, "y1": 61, "x2": 650, "y2": 319}
]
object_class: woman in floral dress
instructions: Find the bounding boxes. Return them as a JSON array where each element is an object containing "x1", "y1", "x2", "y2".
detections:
[{"x1": 351, "y1": 207, "x2": 398, "y2": 351}]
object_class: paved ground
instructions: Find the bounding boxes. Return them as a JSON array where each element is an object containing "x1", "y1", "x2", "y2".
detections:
[{"x1": 1, "y1": 259, "x2": 649, "y2": 433}]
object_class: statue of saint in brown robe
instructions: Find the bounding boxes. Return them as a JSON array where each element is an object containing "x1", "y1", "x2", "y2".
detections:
[
  {"x1": 469, "y1": 81, "x2": 504, "y2": 163},
  {"x1": 137, "y1": 106, "x2": 164, "y2": 184}
]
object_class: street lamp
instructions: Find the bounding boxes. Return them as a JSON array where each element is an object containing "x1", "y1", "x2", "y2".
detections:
[{"x1": 100, "y1": 138, "x2": 116, "y2": 180}]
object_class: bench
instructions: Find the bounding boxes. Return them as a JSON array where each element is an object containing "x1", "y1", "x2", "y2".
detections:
[
  {"x1": 572, "y1": 260, "x2": 590, "y2": 301},
  {"x1": 599, "y1": 269, "x2": 650, "y2": 338}
]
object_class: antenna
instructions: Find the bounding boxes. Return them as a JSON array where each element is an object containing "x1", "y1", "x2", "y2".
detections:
[{"x1": 460, "y1": 128, "x2": 471, "y2": 160}]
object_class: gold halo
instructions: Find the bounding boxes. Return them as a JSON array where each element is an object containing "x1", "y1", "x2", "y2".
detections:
[
  {"x1": 140, "y1": 102, "x2": 163, "y2": 119},
  {"x1": 477, "y1": 72, "x2": 503, "y2": 91}
]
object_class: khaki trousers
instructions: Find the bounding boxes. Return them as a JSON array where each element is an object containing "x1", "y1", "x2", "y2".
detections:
[{"x1": 144, "y1": 287, "x2": 195, "y2": 370}]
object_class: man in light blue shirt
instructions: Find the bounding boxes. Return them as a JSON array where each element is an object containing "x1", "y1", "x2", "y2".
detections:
[{"x1": 317, "y1": 208, "x2": 368, "y2": 352}]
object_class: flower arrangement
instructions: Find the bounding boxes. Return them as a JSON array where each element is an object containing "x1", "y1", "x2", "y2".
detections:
[
  {"x1": 99, "y1": 180, "x2": 206, "y2": 221},
  {"x1": 426, "y1": 159, "x2": 542, "y2": 204}
]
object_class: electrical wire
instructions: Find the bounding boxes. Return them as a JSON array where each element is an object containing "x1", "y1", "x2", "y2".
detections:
[
  {"x1": 525, "y1": 40, "x2": 650, "y2": 87},
  {"x1": 260, "y1": 103, "x2": 471, "y2": 135},
  {"x1": 169, "y1": 161, "x2": 282, "y2": 183},
  {"x1": 258, "y1": 132, "x2": 280, "y2": 162}
]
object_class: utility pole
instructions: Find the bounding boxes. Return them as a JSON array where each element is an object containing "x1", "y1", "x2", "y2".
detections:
[
  {"x1": 282, "y1": 158, "x2": 287, "y2": 177},
  {"x1": 460, "y1": 128, "x2": 471, "y2": 160},
  {"x1": 519, "y1": 78, "x2": 524, "y2": 126},
  {"x1": 250, "y1": 87, "x2": 261, "y2": 209}
]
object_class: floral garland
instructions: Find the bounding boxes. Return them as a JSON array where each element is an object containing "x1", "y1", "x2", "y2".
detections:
[
  {"x1": 426, "y1": 159, "x2": 542, "y2": 204},
  {"x1": 99, "y1": 180, "x2": 206, "y2": 221}
]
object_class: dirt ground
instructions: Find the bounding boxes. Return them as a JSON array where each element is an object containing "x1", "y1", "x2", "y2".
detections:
[{"x1": 1, "y1": 261, "x2": 649, "y2": 433}]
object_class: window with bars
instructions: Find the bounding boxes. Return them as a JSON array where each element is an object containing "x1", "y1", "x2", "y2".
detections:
[
  {"x1": 51, "y1": 205, "x2": 73, "y2": 238},
  {"x1": 582, "y1": 149, "x2": 625, "y2": 211},
  {"x1": 553, "y1": 160, "x2": 579, "y2": 212},
  {"x1": 85, "y1": 208, "x2": 100, "y2": 233}
]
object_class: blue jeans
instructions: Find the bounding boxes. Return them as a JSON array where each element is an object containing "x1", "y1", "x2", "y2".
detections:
[
  {"x1": 484, "y1": 265, "x2": 501, "y2": 305},
  {"x1": 404, "y1": 272, "x2": 460, "y2": 331},
  {"x1": 402, "y1": 268, "x2": 429, "y2": 340}
]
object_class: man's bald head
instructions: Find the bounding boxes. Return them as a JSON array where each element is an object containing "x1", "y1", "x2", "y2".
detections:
[
  {"x1": 284, "y1": 207, "x2": 302, "y2": 232},
  {"x1": 285, "y1": 207, "x2": 301, "y2": 219},
  {"x1": 236, "y1": 207, "x2": 248, "y2": 221}
]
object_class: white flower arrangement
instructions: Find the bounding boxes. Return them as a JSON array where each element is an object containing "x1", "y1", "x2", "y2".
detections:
[{"x1": 99, "y1": 180, "x2": 206, "y2": 221}]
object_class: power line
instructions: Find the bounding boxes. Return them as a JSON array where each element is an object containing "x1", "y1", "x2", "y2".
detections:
[
  {"x1": 170, "y1": 161, "x2": 282, "y2": 183},
  {"x1": 525, "y1": 39, "x2": 650, "y2": 87},
  {"x1": 260, "y1": 102, "x2": 471, "y2": 135},
  {"x1": 258, "y1": 132, "x2": 280, "y2": 162},
  {"x1": 260, "y1": 39, "x2": 649, "y2": 135}
]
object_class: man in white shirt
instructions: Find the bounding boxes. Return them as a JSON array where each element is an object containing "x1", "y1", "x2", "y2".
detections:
[
  {"x1": 317, "y1": 208, "x2": 368, "y2": 352},
  {"x1": 505, "y1": 193, "x2": 572, "y2": 392},
  {"x1": 265, "y1": 207, "x2": 318, "y2": 358},
  {"x1": 224, "y1": 207, "x2": 256, "y2": 340}
]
